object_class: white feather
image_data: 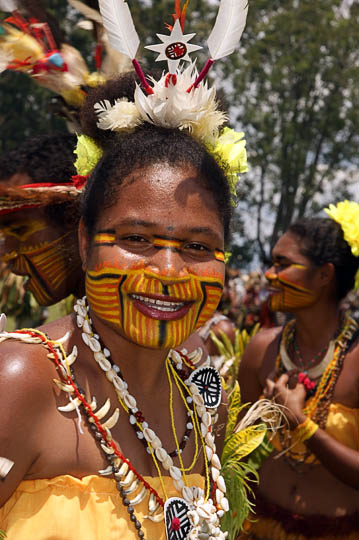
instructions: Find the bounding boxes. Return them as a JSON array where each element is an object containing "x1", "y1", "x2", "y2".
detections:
[
  {"x1": 98, "y1": 0, "x2": 139, "y2": 60},
  {"x1": 0, "y1": 0, "x2": 17, "y2": 11},
  {"x1": 207, "y1": 0, "x2": 248, "y2": 60},
  {"x1": 68, "y1": 0, "x2": 103, "y2": 23}
]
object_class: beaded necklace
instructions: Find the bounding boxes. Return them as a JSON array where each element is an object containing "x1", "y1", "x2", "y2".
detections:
[
  {"x1": 276, "y1": 315, "x2": 358, "y2": 470},
  {"x1": 73, "y1": 297, "x2": 229, "y2": 540},
  {"x1": 3, "y1": 319, "x2": 228, "y2": 540}
]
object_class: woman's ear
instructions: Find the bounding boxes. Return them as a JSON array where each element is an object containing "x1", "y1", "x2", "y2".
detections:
[
  {"x1": 78, "y1": 218, "x2": 90, "y2": 271},
  {"x1": 319, "y1": 262, "x2": 335, "y2": 287}
]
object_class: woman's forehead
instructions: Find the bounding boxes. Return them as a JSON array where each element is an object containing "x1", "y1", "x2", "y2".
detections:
[
  {"x1": 272, "y1": 232, "x2": 307, "y2": 260},
  {"x1": 97, "y1": 164, "x2": 224, "y2": 239}
]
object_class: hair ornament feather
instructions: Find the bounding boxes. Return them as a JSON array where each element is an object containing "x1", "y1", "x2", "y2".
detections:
[
  {"x1": 134, "y1": 63, "x2": 227, "y2": 144},
  {"x1": 324, "y1": 200, "x2": 359, "y2": 258},
  {"x1": 209, "y1": 127, "x2": 248, "y2": 195},
  {"x1": 324, "y1": 200, "x2": 359, "y2": 290},
  {"x1": 74, "y1": 135, "x2": 103, "y2": 176},
  {"x1": 95, "y1": 0, "x2": 249, "y2": 187},
  {"x1": 0, "y1": 0, "x2": 17, "y2": 12},
  {"x1": 95, "y1": 98, "x2": 142, "y2": 132}
]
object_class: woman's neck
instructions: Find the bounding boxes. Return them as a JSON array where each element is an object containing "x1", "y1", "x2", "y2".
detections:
[
  {"x1": 87, "y1": 310, "x2": 171, "y2": 390},
  {"x1": 294, "y1": 300, "x2": 341, "y2": 350}
]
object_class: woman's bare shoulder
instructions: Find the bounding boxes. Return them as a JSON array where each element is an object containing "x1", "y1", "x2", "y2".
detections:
[{"x1": 242, "y1": 326, "x2": 282, "y2": 365}]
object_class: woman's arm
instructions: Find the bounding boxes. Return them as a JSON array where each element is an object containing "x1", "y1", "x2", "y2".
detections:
[
  {"x1": 267, "y1": 374, "x2": 359, "y2": 489},
  {"x1": 0, "y1": 342, "x2": 51, "y2": 507}
]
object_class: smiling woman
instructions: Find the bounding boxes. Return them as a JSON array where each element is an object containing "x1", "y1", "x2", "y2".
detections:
[
  {"x1": 0, "y1": 74, "x2": 245, "y2": 539},
  {"x1": 0, "y1": 0, "x2": 252, "y2": 536}
]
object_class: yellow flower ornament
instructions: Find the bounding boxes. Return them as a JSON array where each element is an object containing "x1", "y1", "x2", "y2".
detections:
[
  {"x1": 324, "y1": 200, "x2": 359, "y2": 257},
  {"x1": 74, "y1": 135, "x2": 103, "y2": 176},
  {"x1": 210, "y1": 128, "x2": 248, "y2": 197}
]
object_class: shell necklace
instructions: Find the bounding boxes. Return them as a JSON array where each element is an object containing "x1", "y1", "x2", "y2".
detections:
[{"x1": 74, "y1": 296, "x2": 229, "y2": 540}]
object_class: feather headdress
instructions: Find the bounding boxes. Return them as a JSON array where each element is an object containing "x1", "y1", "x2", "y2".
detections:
[{"x1": 93, "y1": 0, "x2": 248, "y2": 183}]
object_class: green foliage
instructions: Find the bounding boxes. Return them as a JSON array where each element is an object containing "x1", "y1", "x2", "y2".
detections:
[
  {"x1": 0, "y1": 529, "x2": 6, "y2": 539},
  {"x1": 210, "y1": 324, "x2": 259, "y2": 389},
  {"x1": 220, "y1": 382, "x2": 265, "y2": 539},
  {"x1": 226, "y1": 0, "x2": 359, "y2": 260}
]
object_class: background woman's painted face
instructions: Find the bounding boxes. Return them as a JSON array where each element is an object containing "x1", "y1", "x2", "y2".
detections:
[
  {"x1": 81, "y1": 163, "x2": 226, "y2": 349},
  {"x1": 266, "y1": 232, "x2": 319, "y2": 312},
  {"x1": 0, "y1": 208, "x2": 81, "y2": 306}
]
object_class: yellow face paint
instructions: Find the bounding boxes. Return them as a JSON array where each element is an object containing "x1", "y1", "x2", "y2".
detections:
[
  {"x1": 94, "y1": 232, "x2": 117, "y2": 245},
  {"x1": 93, "y1": 230, "x2": 226, "y2": 263},
  {"x1": 86, "y1": 264, "x2": 224, "y2": 349},
  {"x1": 265, "y1": 264, "x2": 318, "y2": 311},
  {"x1": 214, "y1": 250, "x2": 225, "y2": 262},
  {"x1": 2, "y1": 231, "x2": 79, "y2": 305},
  {"x1": 0, "y1": 218, "x2": 47, "y2": 242}
]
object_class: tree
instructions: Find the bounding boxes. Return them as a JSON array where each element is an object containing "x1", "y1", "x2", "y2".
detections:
[{"x1": 224, "y1": 0, "x2": 359, "y2": 262}]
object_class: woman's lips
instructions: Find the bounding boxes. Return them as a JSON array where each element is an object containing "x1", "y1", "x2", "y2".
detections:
[{"x1": 129, "y1": 293, "x2": 193, "y2": 321}]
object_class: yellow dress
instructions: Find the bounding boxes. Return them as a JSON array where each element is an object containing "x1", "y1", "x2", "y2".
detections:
[
  {"x1": 271, "y1": 402, "x2": 359, "y2": 462},
  {"x1": 0, "y1": 474, "x2": 204, "y2": 539},
  {"x1": 241, "y1": 403, "x2": 359, "y2": 540}
]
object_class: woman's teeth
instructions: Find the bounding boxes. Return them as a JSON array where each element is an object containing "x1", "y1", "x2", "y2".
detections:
[{"x1": 131, "y1": 294, "x2": 185, "y2": 312}]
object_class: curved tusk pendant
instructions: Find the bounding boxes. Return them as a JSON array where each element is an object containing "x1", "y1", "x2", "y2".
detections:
[
  {"x1": 114, "y1": 461, "x2": 129, "y2": 480},
  {"x1": 119, "y1": 469, "x2": 135, "y2": 487},
  {"x1": 58, "y1": 397, "x2": 82, "y2": 412},
  {"x1": 53, "y1": 379, "x2": 74, "y2": 393},
  {"x1": 105, "y1": 427, "x2": 112, "y2": 441},
  {"x1": 89, "y1": 397, "x2": 97, "y2": 410},
  {"x1": 148, "y1": 493, "x2": 158, "y2": 513},
  {"x1": 98, "y1": 465, "x2": 113, "y2": 476},
  {"x1": 129, "y1": 486, "x2": 147, "y2": 505},
  {"x1": 66, "y1": 345, "x2": 78, "y2": 366},
  {"x1": 47, "y1": 353, "x2": 55, "y2": 360},
  {"x1": 102, "y1": 408, "x2": 120, "y2": 429},
  {"x1": 123, "y1": 479, "x2": 139, "y2": 495},
  {"x1": 100, "y1": 444, "x2": 114, "y2": 455},
  {"x1": 0, "y1": 456, "x2": 14, "y2": 479},
  {"x1": 94, "y1": 398, "x2": 111, "y2": 420},
  {"x1": 56, "y1": 331, "x2": 70, "y2": 344}
]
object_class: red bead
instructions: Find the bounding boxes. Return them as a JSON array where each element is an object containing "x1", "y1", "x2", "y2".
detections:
[{"x1": 171, "y1": 517, "x2": 181, "y2": 531}]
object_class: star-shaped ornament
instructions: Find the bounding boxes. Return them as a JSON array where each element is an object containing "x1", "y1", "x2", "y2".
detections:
[{"x1": 145, "y1": 19, "x2": 202, "y2": 74}]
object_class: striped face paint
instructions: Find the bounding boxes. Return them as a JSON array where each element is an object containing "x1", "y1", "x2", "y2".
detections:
[
  {"x1": 2, "y1": 231, "x2": 78, "y2": 305},
  {"x1": 265, "y1": 264, "x2": 318, "y2": 311},
  {"x1": 0, "y1": 219, "x2": 47, "y2": 242},
  {"x1": 93, "y1": 230, "x2": 226, "y2": 262},
  {"x1": 86, "y1": 264, "x2": 224, "y2": 349}
]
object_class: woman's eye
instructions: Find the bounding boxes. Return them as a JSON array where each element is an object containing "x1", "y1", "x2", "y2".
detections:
[
  {"x1": 184, "y1": 243, "x2": 210, "y2": 253},
  {"x1": 123, "y1": 235, "x2": 148, "y2": 243}
]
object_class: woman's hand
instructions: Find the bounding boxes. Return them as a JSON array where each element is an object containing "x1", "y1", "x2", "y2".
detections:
[{"x1": 264, "y1": 373, "x2": 306, "y2": 428}]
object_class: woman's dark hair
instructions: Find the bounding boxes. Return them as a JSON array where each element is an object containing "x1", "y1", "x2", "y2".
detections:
[
  {"x1": 0, "y1": 132, "x2": 77, "y2": 184},
  {"x1": 80, "y1": 75, "x2": 233, "y2": 243},
  {"x1": 288, "y1": 217, "x2": 359, "y2": 299}
]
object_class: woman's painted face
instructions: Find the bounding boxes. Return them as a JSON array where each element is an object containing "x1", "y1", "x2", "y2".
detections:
[
  {"x1": 80, "y1": 163, "x2": 226, "y2": 349},
  {"x1": 0, "y1": 207, "x2": 82, "y2": 306},
  {"x1": 265, "y1": 232, "x2": 319, "y2": 312}
]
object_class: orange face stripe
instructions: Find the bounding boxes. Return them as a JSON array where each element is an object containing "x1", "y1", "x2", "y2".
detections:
[
  {"x1": 85, "y1": 265, "x2": 224, "y2": 349},
  {"x1": 93, "y1": 233, "x2": 116, "y2": 245},
  {"x1": 153, "y1": 237, "x2": 182, "y2": 250},
  {"x1": 214, "y1": 250, "x2": 225, "y2": 262}
]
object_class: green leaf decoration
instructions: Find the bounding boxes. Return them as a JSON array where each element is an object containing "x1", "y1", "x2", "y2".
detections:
[
  {"x1": 222, "y1": 424, "x2": 267, "y2": 464},
  {"x1": 225, "y1": 381, "x2": 242, "y2": 440}
]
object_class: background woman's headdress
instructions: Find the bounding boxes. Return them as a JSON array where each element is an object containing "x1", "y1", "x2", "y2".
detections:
[{"x1": 325, "y1": 200, "x2": 359, "y2": 289}]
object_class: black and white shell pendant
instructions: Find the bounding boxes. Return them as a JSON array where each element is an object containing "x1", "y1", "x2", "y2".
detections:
[
  {"x1": 189, "y1": 366, "x2": 222, "y2": 409},
  {"x1": 164, "y1": 497, "x2": 191, "y2": 540}
]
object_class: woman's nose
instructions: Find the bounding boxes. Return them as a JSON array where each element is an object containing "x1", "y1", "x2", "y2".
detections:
[{"x1": 144, "y1": 247, "x2": 190, "y2": 283}]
